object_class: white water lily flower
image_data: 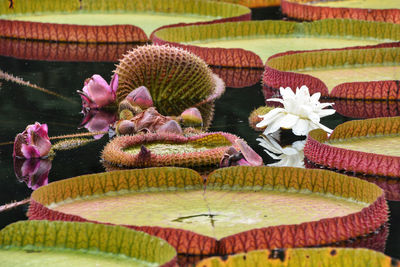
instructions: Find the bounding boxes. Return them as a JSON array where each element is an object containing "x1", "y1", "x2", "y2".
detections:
[
  {"x1": 257, "y1": 135, "x2": 306, "y2": 168},
  {"x1": 256, "y1": 85, "x2": 335, "y2": 136}
]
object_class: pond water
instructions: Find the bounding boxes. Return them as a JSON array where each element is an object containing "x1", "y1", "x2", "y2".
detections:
[{"x1": 0, "y1": 6, "x2": 399, "y2": 262}]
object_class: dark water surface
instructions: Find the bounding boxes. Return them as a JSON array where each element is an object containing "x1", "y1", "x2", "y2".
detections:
[{"x1": 0, "y1": 6, "x2": 399, "y2": 262}]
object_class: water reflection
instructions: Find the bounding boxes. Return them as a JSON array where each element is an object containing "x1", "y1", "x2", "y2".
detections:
[
  {"x1": 80, "y1": 109, "x2": 117, "y2": 139},
  {"x1": 334, "y1": 100, "x2": 400, "y2": 119},
  {"x1": 211, "y1": 67, "x2": 263, "y2": 88},
  {"x1": 13, "y1": 158, "x2": 51, "y2": 190}
]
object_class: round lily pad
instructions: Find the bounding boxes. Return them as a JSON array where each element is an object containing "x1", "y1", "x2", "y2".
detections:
[
  {"x1": 281, "y1": 0, "x2": 400, "y2": 24},
  {"x1": 263, "y1": 43, "x2": 400, "y2": 98},
  {"x1": 304, "y1": 116, "x2": 400, "y2": 177},
  {"x1": 0, "y1": 220, "x2": 177, "y2": 267},
  {"x1": 27, "y1": 166, "x2": 387, "y2": 255},
  {"x1": 101, "y1": 132, "x2": 239, "y2": 169},
  {"x1": 152, "y1": 19, "x2": 400, "y2": 67},
  {"x1": 196, "y1": 247, "x2": 399, "y2": 267},
  {"x1": 0, "y1": 0, "x2": 250, "y2": 43},
  {"x1": 0, "y1": 38, "x2": 139, "y2": 62}
]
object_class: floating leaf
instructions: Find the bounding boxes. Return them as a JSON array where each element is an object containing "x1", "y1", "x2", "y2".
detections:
[
  {"x1": 212, "y1": 0, "x2": 280, "y2": 8},
  {"x1": 101, "y1": 132, "x2": 239, "y2": 168},
  {"x1": 282, "y1": 0, "x2": 400, "y2": 24},
  {"x1": 196, "y1": 247, "x2": 399, "y2": 267},
  {"x1": 211, "y1": 67, "x2": 263, "y2": 88},
  {"x1": 28, "y1": 166, "x2": 387, "y2": 255},
  {"x1": 153, "y1": 19, "x2": 400, "y2": 67},
  {"x1": 0, "y1": 220, "x2": 177, "y2": 267},
  {"x1": 304, "y1": 117, "x2": 400, "y2": 177},
  {"x1": 0, "y1": 38, "x2": 139, "y2": 62},
  {"x1": 0, "y1": 0, "x2": 250, "y2": 43},
  {"x1": 264, "y1": 43, "x2": 400, "y2": 98}
]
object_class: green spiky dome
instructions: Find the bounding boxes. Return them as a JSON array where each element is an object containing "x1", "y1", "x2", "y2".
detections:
[{"x1": 115, "y1": 45, "x2": 218, "y2": 115}]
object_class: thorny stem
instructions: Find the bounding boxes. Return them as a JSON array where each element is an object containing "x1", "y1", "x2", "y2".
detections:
[{"x1": 0, "y1": 198, "x2": 30, "y2": 213}]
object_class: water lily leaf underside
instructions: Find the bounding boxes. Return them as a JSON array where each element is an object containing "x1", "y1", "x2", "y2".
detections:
[
  {"x1": 28, "y1": 166, "x2": 387, "y2": 255},
  {"x1": 152, "y1": 19, "x2": 400, "y2": 67},
  {"x1": 101, "y1": 132, "x2": 238, "y2": 168},
  {"x1": 333, "y1": 100, "x2": 400, "y2": 119},
  {"x1": 282, "y1": 0, "x2": 400, "y2": 24},
  {"x1": 0, "y1": 0, "x2": 250, "y2": 43},
  {"x1": 0, "y1": 220, "x2": 177, "y2": 267},
  {"x1": 196, "y1": 247, "x2": 399, "y2": 267},
  {"x1": 264, "y1": 44, "x2": 400, "y2": 99},
  {"x1": 305, "y1": 116, "x2": 400, "y2": 177}
]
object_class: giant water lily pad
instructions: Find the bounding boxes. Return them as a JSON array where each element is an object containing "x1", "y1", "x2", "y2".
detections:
[
  {"x1": 0, "y1": 0, "x2": 250, "y2": 43},
  {"x1": 28, "y1": 166, "x2": 387, "y2": 255},
  {"x1": 281, "y1": 0, "x2": 400, "y2": 24},
  {"x1": 213, "y1": 0, "x2": 280, "y2": 8},
  {"x1": 0, "y1": 220, "x2": 177, "y2": 267},
  {"x1": 196, "y1": 247, "x2": 399, "y2": 267},
  {"x1": 304, "y1": 116, "x2": 400, "y2": 177},
  {"x1": 263, "y1": 43, "x2": 400, "y2": 98},
  {"x1": 0, "y1": 38, "x2": 138, "y2": 62},
  {"x1": 152, "y1": 19, "x2": 400, "y2": 67},
  {"x1": 101, "y1": 132, "x2": 239, "y2": 168}
]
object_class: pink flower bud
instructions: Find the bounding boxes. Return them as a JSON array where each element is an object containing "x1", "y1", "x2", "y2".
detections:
[
  {"x1": 77, "y1": 74, "x2": 118, "y2": 109},
  {"x1": 125, "y1": 86, "x2": 153, "y2": 109},
  {"x1": 180, "y1": 107, "x2": 203, "y2": 126},
  {"x1": 13, "y1": 122, "x2": 51, "y2": 158}
]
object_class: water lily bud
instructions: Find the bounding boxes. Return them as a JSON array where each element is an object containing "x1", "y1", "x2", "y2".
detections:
[
  {"x1": 157, "y1": 120, "x2": 183, "y2": 135},
  {"x1": 125, "y1": 86, "x2": 153, "y2": 109},
  {"x1": 119, "y1": 109, "x2": 134, "y2": 120},
  {"x1": 13, "y1": 122, "x2": 51, "y2": 159},
  {"x1": 180, "y1": 107, "x2": 203, "y2": 127},
  {"x1": 77, "y1": 74, "x2": 117, "y2": 109},
  {"x1": 116, "y1": 120, "x2": 135, "y2": 135},
  {"x1": 118, "y1": 99, "x2": 143, "y2": 116}
]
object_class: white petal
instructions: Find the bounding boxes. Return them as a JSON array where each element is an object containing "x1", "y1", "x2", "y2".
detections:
[
  {"x1": 281, "y1": 146, "x2": 298, "y2": 155},
  {"x1": 263, "y1": 116, "x2": 286, "y2": 135},
  {"x1": 292, "y1": 119, "x2": 311, "y2": 136},
  {"x1": 313, "y1": 122, "x2": 333, "y2": 134},
  {"x1": 257, "y1": 110, "x2": 285, "y2": 128},
  {"x1": 279, "y1": 113, "x2": 299, "y2": 129},
  {"x1": 318, "y1": 108, "x2": 336, "y2": 117},
  {"x1": 310, "y1": 92, "x2": 321, "y2": 103},
  {"x1": 266, "y1": 98, "x2": 285, "y2": 104}
]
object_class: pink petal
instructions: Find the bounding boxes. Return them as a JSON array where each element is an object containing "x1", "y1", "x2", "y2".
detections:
[
  {"x1": 110, "y1": 74, "x2": 118, "y2": 99},
  {"x1": 126, "y1": 86, "x2": 153, "y2": 109},
  {"x1": 21, "y1": 144, "x2": 41, "y2": 158},
  {"x1": 157, "y1": 120, "x2": 183, "y2": 135},
  {"x1": 236, "y1": 139, "x2": 263, "y2": 166},
  {"x1": 85, "y1": 75, "x2": 115, "y2": 108}
]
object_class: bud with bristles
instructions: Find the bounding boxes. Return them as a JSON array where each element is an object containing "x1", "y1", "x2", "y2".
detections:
[
  {"x1": 125, "y1": 86, "x2": 153, "y2": 109},
  {"x1": 157, "y1": 120, "x2": 183, "y2": 135},
  {"x1": 180, "y1": 107, "x2": 203, "y2": 127},
  {"x1": 116, "y1": 120, "x2": 136, "y2": 135}
]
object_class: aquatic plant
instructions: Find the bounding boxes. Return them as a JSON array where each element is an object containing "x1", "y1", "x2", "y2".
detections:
[
  {"x1": 304, "y1": 116, "x2": 400, "y2": 178},
  {"x1": 197, "y1": 247, "x2": 399, "y2": 266},
  {"x1": 281, "y1": 0, "x2": 400, "y2": 24},
  {"x1": 263, "y1": 43, "x2": 400, "y2": 98},
  {"x1": 114, "y1": 45, "x2": 225, "y2": 115},
  {"x1": 0, "y1": 0, "x2": 250, "y2": 43},
  {"x1": 101, "y1": 132, "x2": 239, "y2": 168},
  {"x1": 220, "y1": 139, "x2": 263, "y2": 167},
  {"x1": 152, "y1": 19, "x2": 400, "y2": 68},
  {"x1": 0, "y1": 220, "x2": 177, "y2": 266},
  {"x1": 13, "y1": 122, "x2": 51, "y2": 159},
  {"x1": 180, "y1": 107, "x2": 203, "y2": 127},
  {"x1": 27, "y1": 166, "x2": 388, "y2": 255},
  {"x1": 248, "y1": 106, "x2": 274, "y2": 131},
  {"x1": 256, "y1": 86, "x2": 335, "y2": 136},
  {"x1": 80, "y1": 109, "x2": 117, "y2": 139},
  {"x1": 77, "y1": 74, "x2": 118, "y2": 110}
]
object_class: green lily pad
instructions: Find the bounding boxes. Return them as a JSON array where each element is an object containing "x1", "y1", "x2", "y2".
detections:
[
  {"x1": 28, "y1": 166, "x2": 387, "y2": 255},
  {"x1": 196, "y1": 247, "x2": 399, "y2": 267},
  {"x1": 0, "y1": 220, "x2": 177, "y2": 267},
  {"x1": 263, "y1": 43, "x2": 400, "y2": 99},
  {"x1": 282, "y1": 0, "x2": 400, "y2": 24},
  {"x1": 212, "y1": 0, "x2": 280, "y2": 8},
  {"x1": 304, "y1": 116, "x2": 400, "y2": 177},
  {"x1": 152, "y1": 19, "x2": 400, "y2": 67},
  {"x1": 0, "y1": 0, "x2": 250, "y2": 43}
]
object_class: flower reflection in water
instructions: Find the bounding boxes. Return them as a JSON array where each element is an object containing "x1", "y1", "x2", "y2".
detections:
[
  {"x1": 257, "y1": 133, "x2": 306, "y2": 168},
  {"x1": 13, "y1": 158, "x2": 52, "y2": 190},
  {"x1": 80, "y1": 109, "x2": 117, "y2": 139}
]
